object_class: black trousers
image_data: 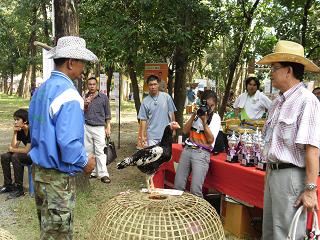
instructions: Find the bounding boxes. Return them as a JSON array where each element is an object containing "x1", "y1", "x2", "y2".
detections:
[{"x1": 0, "y1": 152, "x2": 32, "y2": 187}]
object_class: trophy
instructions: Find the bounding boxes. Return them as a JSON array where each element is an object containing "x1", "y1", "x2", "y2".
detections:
[
  {"x1": 255, "y1": 130, "x2": 267, "y2": 171},
  {"x1": 226, "y1": 131, "x2": 239, "y2": 163},
  {"x1": 241, "y1": 134, "x2": 254, "y2": 167},
  {"x1": 252, "y1": 129, "x2": 260, "y2": 165},
  {"x1": 237, "y1": 131, "x2": 248, "y2": 162}
]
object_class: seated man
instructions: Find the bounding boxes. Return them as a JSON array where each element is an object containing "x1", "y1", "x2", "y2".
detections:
[{"x1": 0, "y1": 109, "x2": 32, "y2": 198}]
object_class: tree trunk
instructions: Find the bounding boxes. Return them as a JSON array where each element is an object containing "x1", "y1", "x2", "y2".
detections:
[
  {"x1": 9, "y1": 69, "x2": 14, "y2": 95},
  {"x1": 23, "y1": 66, "x2": 32, "y2": 99},
  {"x1": 54, "y1": 0, "x2": 79, "y2": 41},
  {"x1": 167, "y1": 66, "x2": 174, "y2": 97},
  {"x1": 301, "y1": 0, "x2": 313, "y2": 47},
  {"x1": 173, "y1": 46, "x2": 188, "y2": 132},
  {"x1": 218, "y1": 0, "x2": 261, "y2": 118},
  {"x1": 54, "y1": 0, "x2": 89, "y2": 192},
  {"x1": 30, "y1": 5, "x2": 37, "y2": 92},
  {"x1": 106, "y1": 65, "x2": 114, "y2": 98},
  {"x1": 3, "y1": 74, "x2": 8, "y2": 94},
  {"x1": 0, "y1": 75, "x2": 3, "y2": 92},
  {"x1": 17, "y1": 68, "x2": 27, "y2": 97},
  {"x1": 186, "y1": 60, "x2": 197, "y2": 85},
  {"x1": 128, "y1": 60, "x2": 141, "y2": 115},
  {"x1": 41, "y1": 0, "x2": 51, "y2": 44},
  {"x1": 232, "y1": 64, "x2": 242, "y2": 93}
]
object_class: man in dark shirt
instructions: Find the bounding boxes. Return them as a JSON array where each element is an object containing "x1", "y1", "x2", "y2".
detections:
[
  {"x1": 0, "y1": 109, "x2": 32, "y2": 198},
  {"x1": 84, "y1": 77, "x2": 112, "y2": 183}
]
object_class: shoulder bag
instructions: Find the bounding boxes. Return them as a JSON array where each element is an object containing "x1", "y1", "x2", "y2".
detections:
[{"x1": 104, "y1": 137, "x2": 117, "y2": 165}]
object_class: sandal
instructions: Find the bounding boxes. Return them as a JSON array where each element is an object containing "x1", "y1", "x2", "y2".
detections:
[{"x1": 101, "y1": 176, "x2": 111, "y2": 184}]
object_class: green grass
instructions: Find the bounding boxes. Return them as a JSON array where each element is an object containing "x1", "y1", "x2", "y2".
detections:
[
  {"x1": 0, "y1": 94, "x2": 30, "y2": 121},
  {"x1": 0, "y1": 93, "x2": 245, "y2": 240}
]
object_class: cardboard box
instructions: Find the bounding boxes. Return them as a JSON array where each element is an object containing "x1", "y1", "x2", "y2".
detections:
[{"x1": 221, "y1": 198, "x2": 262, "y2": 239}]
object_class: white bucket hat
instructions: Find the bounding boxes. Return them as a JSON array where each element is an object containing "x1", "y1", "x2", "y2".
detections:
[
  {"x1": 47, "y1": 36, "x2": 98, "y2": 62},
  {"x1": 257, "y1": 40, "x2": 320, "y2": 72}
]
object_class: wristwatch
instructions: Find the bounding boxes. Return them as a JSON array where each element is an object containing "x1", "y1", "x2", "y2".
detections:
[{"x1": 305, "y1": 183, "x2": 317, "y2": 191}]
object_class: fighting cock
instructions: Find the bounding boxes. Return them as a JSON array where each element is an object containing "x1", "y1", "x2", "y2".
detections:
[{"x1": 117, "y1": 122, "x2": 180, "y2": 190}]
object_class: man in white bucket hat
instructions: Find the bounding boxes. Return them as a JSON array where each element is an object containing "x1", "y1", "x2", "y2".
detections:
[
  {"x1": 258, "y1": 40, "x2": 320, "y2": 239},
  {"x1": 29, "y1": 36, "x2": 97, "y2": 239}
]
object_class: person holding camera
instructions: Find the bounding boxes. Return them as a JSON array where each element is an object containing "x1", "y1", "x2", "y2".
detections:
[{"x1": 174, "y1": 90, "x2": 221, "y2": 198}]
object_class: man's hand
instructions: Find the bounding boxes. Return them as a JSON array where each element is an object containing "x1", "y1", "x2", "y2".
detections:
[
  {"x1": 8, "y1": 146, "x2": 14, "y2": 152},
  {"x1": 105, "y1": 126, "x2": 111, "y2": 138},
  {"x1": 140, "y1": 136, "x2": 147, "y2": 148},
  {"x1": 199, "y1": 113, "x2": 208, "y2": 125},
  {"x1": 83, "y1": 154, "x2": 96, "y2": 174},
  {"x1": 84, "y1": 94, "x2": 94, "y2": 110},
  {"x1": 295, "y1": 190, "x2": 318, "y2": 212}
]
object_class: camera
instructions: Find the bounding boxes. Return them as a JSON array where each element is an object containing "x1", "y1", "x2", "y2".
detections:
[{"x1": 196, "y1": 99, "x2": 209, "y2": 116}]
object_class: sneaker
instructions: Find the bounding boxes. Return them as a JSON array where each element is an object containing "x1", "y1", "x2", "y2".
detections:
[
  {"x1": 6, "y1": 189, "x2": 24, "y2": 199},
  {"x1": 89, "y1": 175, "x2": 97, "y2": 179},
  {"x1": 101, "y1": 176, "x2": 111, "y2": 184},
  {"x1": 0, "y1": 185, "x2": 14, "y2": 194}
]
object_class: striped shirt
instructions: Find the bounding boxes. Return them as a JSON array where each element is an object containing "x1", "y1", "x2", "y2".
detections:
[
  {"x1": 263, "y1": 82, "x2": 320, "y2": 167},
  {"x1": 186, "y1": 112, "x2": 221, "y2": 149}
]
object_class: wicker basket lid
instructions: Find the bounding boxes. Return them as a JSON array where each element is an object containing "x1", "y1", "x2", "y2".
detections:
[
  {"x1": 90, "y1": 191, "x2": 225, "y2": 240},
  {"x1": 0, "y1": 228, "x2": 16, "y2": 240}
]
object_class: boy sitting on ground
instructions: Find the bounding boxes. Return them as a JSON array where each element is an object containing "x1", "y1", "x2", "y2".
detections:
[{"x1": 0, "y1": 109, "x2": 32, "y2": 199}]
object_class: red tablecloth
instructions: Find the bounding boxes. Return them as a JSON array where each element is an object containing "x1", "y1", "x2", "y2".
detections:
[{"x1": 153, "y1": 144, "x2": 320, "y2": 228}]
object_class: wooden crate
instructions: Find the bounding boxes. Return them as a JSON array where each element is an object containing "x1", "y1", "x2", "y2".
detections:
[{"x1": 221, "y1": 198, "x2": 262, "y2": 239}]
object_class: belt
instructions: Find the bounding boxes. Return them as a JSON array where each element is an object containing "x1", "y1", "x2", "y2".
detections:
[
  {"x1": 186, "y1": 145, "x2": 199, "y2": 149},
  {"x1": 85, "y1": 123, "x2": 104, "y2": 127},
  {"x1": 185, "y1": 144, "x2": 212, "y2": 153},
  {"x1": 267, "y1": 162, "x2": 303, "y2": 170}
]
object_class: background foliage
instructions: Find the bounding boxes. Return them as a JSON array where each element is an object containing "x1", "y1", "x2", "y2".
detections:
[{"x1": 0, "y1": 0, "x2": 319, "y2": 121}]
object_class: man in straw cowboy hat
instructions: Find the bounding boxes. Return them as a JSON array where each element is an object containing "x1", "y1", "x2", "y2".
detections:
[
  {"x1": 257, "y1": 40, "x2": 320, "y2": 239},
  {"x1": 29, "y1": 36, "x2": 97, "y2": 239}
]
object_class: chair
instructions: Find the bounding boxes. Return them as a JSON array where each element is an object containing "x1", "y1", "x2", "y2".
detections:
[{"x1": 27, "y1": 165, "x2": 34, "y2": 196}]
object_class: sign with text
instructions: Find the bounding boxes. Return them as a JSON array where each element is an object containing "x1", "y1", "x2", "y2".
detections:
[
  {"x1": 99, "y1": 74, "x2": 107, "y2": 94},
  {"x1": 143, "y1": 63, "x2": 168, "y2": 92}
]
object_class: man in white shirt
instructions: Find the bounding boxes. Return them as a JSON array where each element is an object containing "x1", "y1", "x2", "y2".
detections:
[{"x1": 233, "y1": 75, "x2": 272, "y2": 120}]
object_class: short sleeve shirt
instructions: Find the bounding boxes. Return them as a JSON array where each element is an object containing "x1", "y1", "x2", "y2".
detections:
[
  {"x1": 263, "y1": 83, "x2": 320, "y2": 167},
  {"x1": 17, "y1": 129, "x2": 30, "y2": 146},
  {"x1": 233, "y1": 91, "x2": 272, "y2": 119},
  {"x1": 138, "y1": 92, "x2": 177, "y2": 141},
  {"x1": 186, "y1": 112, "x2": 221, "y2": 148},
  {"x1": 84, "y1": 92, "x2": 111, "y2": 126}
]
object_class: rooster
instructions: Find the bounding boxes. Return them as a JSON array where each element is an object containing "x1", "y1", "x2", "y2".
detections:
[{"x1": 117, "y1": 121, "x2": 180, "y2": 190}]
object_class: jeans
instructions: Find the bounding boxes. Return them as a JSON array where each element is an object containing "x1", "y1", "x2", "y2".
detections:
[
  {"x1": 174, "y1": 146, "x2": 210, "y2": 198},
  {"x1": 1, "y1": 152, "x2": 32, "y2": 187}
]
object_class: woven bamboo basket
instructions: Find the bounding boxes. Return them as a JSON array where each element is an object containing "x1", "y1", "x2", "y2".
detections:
[
  {"x1": 0, "y1": 228, "x2": 16, "y2": 240},
  {"x1": 90, "y1": 191, "x2": 225, "y2": 240}
]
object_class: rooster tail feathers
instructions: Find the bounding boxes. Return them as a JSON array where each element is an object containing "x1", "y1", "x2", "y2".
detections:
[{"x1": 116, "y1": 157, "x2": 134, "y2": 169}]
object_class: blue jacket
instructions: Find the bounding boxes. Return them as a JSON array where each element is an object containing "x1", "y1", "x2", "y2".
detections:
[{"x1": 29, "y1": 71, "x2": 88, "y2": 175}]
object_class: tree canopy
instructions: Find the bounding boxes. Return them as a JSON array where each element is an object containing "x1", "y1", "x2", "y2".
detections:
[{"x1": 0, "y1": 0, "x2": 319, "y2": 121}]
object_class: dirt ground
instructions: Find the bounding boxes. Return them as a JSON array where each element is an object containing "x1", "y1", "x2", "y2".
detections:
[{"x1": 0, "y1": 95, "x2": 241, "y2": 240}]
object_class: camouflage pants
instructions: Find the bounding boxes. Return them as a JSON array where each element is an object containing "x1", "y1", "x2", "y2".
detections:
[{"x1": 34, "y1": 165, "x2": 76, "y2": 240}]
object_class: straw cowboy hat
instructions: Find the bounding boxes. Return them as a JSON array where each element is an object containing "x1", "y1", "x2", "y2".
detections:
[
  {"x1": 257, "y1": 40, "x2": 320, "y2": 72},
  {"x1": 47, "y1": 36, "x2": 98, "y2": 62}
]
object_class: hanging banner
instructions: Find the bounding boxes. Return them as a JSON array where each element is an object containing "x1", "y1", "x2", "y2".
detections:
[
  {"x1": 99, "y1": 74, "x2": 107, "y2": 94},
  {"x1": 143, "y1": 63, "x2": 168, "y2": 92},
  {"x1": 43, "y1": 49, "x2": 54, "y2": 83}
]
